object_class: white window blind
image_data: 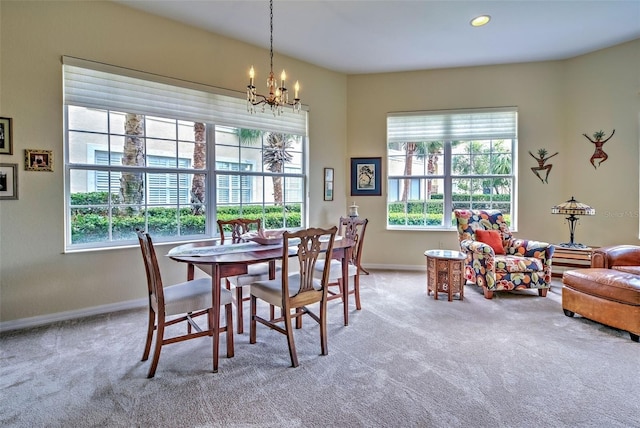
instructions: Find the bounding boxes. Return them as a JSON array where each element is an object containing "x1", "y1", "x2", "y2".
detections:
[
  {"x1": 62, "y1": 56, "x2": 308, "y2": 136},
  {"x1": 387, "y1": 107, "x2": 517, "y2": 143}
]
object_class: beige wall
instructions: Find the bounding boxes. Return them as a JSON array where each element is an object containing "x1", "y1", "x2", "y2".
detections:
[
  {"x1": 0, "y1": 1, "x2": 638, "y2": 326},
  {"x1": 0, "y1": 1, "x2": 347, "y2": 325},
  {"x1": 347, "y1": 40, "x2": 640, "y2": 268}
]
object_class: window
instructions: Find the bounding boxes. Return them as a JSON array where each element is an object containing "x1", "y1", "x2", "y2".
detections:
[
  {"x1": 215, "y1": 161, "x2": 253, "y2": 204},
  {"x1": 64, "y1": 57, "x2": 307, "y2": 251},
  {"x1": 95, "y1": 151, "x2": 191, "y2": 204},
  {"x1": 386, "y1": 108, "x2": 517, "y2": 229}
]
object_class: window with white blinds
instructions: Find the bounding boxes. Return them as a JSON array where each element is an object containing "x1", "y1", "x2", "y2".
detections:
[
  {"x1": 387, "y1": 107, "x2": 517, "y2": 230},
  {"x1": 64, "y1": 57, "x2": 308, "y2": 251}
]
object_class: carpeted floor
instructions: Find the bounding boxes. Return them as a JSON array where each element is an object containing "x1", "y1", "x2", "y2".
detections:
[{"x1": 1, "y1": 270, "x2": 639, "y2": 427}]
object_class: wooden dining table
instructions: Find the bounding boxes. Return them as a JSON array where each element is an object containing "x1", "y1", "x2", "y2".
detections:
[{"x1": 168, "y1": 235, "x2": 355, "y2": 373}]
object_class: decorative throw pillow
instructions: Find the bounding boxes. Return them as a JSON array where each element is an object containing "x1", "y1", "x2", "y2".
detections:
[{"x1": 475, "y1": 229, "x2": 506, "y2": 255}]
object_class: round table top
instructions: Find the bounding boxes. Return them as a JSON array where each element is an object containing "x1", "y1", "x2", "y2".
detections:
[{"x1": 424, "y1": 249, "x2": 466, "y2": 260}]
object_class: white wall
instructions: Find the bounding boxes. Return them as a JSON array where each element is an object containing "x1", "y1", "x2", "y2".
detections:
[{"x1": 0, "y1": 0, "x2": 638, "y2": 326}]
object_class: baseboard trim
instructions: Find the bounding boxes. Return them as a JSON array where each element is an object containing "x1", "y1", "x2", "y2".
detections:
[
  {"x1": 1, "y1": 265, "x2": 425, "y2": 333},
  {"x1": 362, "y1": 263, "x2": 425, "y2": 272},
  {"x1": 0, "y1": 298, "x2": 147, "y2": 333}
]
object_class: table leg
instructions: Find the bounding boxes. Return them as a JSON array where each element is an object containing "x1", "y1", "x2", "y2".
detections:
[
  {"x1": 342, "y1": 248, "x2": 349, "y2": 326},
  {"x1": 187, "y1": 263, "x2": 195, "y2": 281},
  {"x1": 212, "y1": 264, "x2": 221, "y2": 373}
]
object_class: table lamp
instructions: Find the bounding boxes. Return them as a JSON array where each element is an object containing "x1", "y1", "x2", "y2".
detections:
[{"x1": 551, "y1": 196, "x2": 595, "y2": 248}]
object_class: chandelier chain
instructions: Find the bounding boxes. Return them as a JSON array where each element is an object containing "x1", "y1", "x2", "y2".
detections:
[
  {"x1": 270, "y1": 0, "x2": 273, "y2": 73},
  {"x1": 245, "y1": 0, "x2": 301, "y2": 115}
]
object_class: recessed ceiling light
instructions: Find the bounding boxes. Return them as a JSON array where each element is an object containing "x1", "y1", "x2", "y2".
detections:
[{"x1": 470, "y1": 15, "x2": 491, "y2": 27}]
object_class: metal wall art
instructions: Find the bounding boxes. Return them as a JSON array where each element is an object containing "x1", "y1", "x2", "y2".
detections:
[
  {"x1": 583, "y1": 129, "x2": 614, "y2": 169},
  {"x1": 528, "y1": 148, "x2": 558, "y2": 184}
]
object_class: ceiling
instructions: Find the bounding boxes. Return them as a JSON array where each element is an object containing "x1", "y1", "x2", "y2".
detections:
[{"x1": 115, "y1": 0, "x2": 640, "y2": 74}]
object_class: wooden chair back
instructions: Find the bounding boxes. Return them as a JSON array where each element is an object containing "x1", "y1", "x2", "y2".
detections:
[
  {"x1": 217, "y1": 218, "x2": 261, "y2": 244},
  {"x1": 136, "y1": 229, "x2": 165, "y2": 312},
  {"x1": 283, "y1": 227, "x2": 338, "y2": 304},
  {"x1": 338, "y1": 217, "x2": 368, "y2": 269}
]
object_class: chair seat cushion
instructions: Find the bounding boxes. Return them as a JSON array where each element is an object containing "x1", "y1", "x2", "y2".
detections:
[
  {"x1": 164, "y1": 278, "x2": 233, "y2": 316},
  {"x1": 494, "y1": 255, "x2": 544, "y2": 273},
  {"x1": 228, "y1": 262, "x2": 282, "y2": 286},
  {"x1": 613, "y1": 266, "x2": 640, "y2": 276},
  {"x1": 314, "y1": 259, "x2": 357, "y2": 280},
  {"x1": 563, "y1": 268, "x2": 640, "y2": 305},
  {"x1": 251, "y1": 274, "x2": 322, "y2": 307}
]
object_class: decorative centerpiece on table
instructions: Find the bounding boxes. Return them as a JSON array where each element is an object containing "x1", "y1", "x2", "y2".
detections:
[{"x1": 242, "y1": 229, "x2": 285, "y2": 245}]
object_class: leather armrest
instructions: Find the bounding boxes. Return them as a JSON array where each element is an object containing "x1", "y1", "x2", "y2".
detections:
[{"x1": 591, "y1": 245, "x2": 640, "y2": 268}]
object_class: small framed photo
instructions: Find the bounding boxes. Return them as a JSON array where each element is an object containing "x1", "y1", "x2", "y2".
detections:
[
  {"x1": 324, "y1": 167, "x2": 334, "y2": 201},
  {"x1": 25, "y1": 149, "x2": 53, "y2": 172},
  {"x1": 0, "y1": 117, "x2": 12, "y2": 155},
  {"x1": 350, "y1": 157, "x2": 382, "y2": 196},
  {"x1": 0, "y1": 163, "x2": 18, "y2": 200}
]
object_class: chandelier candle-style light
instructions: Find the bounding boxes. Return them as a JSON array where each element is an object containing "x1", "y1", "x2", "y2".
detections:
[
  {"x1": 247, "y1": 0, "x2": 301, "y2": 115},
  {"x1": 551, "y1": 196, "x2": 596, "y2": 248}
]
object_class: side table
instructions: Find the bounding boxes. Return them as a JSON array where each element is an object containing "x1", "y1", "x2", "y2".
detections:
[
  {"x1": 424, "y1": 249, "x2": 466, "y2": 301},
  {"x1": 552, "y1": 246, "x2": 597, "y2": 278}
]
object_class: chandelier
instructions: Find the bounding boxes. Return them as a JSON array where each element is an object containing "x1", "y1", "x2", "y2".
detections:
[{"x1": 246, "y1": 0, "x2": 301, "y2": 115}]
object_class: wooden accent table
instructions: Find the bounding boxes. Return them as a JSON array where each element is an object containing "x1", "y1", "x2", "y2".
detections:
[
  {"x1": 552, "y1": 246, "x2": 597, "y2": 278},
  {"x1": 425, "y1": 249, "x2": 466, "y2": 301}
]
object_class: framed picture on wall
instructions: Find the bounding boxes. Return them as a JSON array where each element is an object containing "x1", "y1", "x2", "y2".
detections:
[
  {"x1": 324, "y1": 167, "x2": 334, "y2": 201},
  {"x1": 0, "y1": 117, "x2": 12, "y2": 155},
  {"x1": 0, "y1": 163, "x2": 18, "y2": 200},
  {"x1": 350, "y1": 157, "x2": 381, "y2": 196},
  {"x1": 25, "y1": 149, "x2": 53, "y2": 172}
]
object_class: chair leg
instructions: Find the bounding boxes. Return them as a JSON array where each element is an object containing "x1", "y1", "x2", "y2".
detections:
[
  {"x1": 295, "y1": 307, "x2": 303, "y2": 329},
  {"x1": 224, "y1": 303, "x2": 234, "y2": 358},
  {"x1": 339, "y1": 278, "x2": 349, "y2": 326},
  {"x1": 142, "y1": 309, "x2": 155, "y2": 361},
  {"x1": 249, "y1": 295, "x2": 257, "y2": 344},
  {"x1": 236, "y1": 286, "x2": 244, "y2": 334},
  {"x1": 284, "y1": 309, "x2": 299, "y2": 368},
  {"x1": 354, "y1": 274, "x2": 362, "y2": 310},
  {"x1": 147, "y1": 319, "x2": 165, "y2": 378},
  {"x1": 538, "y1": 288, "x2": 548, "y2": 297},
  {"x1": 483, "y1": 287, "x2": 494, "y2": 299},
  {"x1": 338, "y1": 279, "x2": 345, "y2": 303},
  {"x1": 319, "y1": 301, "x2": 328, "y2": 356}
]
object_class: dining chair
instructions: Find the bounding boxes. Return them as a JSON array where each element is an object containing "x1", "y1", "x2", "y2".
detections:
[
  {"x1": 249, "y1": 226, "x2": 338, "y2": 368},
  {"x1": 314, "y1": 217, "x2": 369, "y2": 325},
  {"x1": 217, "y1": 218, "x2": 279, "y2": 333},
  {"x1": 136, "y1": 229, "x2": 234, "y2": 378}
]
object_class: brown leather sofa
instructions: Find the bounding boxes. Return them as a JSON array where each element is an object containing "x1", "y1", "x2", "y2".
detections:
[{"x1": 562, "y1": 245, "x2": 640, "y2": 342}]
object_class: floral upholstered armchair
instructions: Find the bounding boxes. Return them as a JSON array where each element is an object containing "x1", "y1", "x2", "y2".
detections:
[{"x1": 454, "y1": 209, "x2": 555, "y2": 299}]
